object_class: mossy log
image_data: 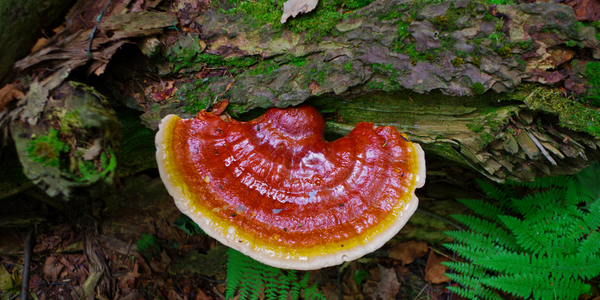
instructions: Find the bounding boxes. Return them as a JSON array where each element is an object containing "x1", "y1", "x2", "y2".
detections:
[
  {"x1": 310, "y1": 86, "x2": 600, "y2": 182},
  {"x1": 107, "y1": 0, "x2": 599, "y2": 182},
  {"x1": 3, "y1": 0, "x2": 600, "y2": 200}
]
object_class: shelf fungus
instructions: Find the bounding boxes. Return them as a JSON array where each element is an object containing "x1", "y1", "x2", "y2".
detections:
[{"x1": 155, "y1": 105, "x2": 425, "y2": 270}]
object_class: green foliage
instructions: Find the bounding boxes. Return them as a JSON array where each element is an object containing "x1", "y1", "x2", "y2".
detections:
[
  {"x1": 497, "y1": 45, "x2": 512, "y2": 58},
  {"x1": 225, "y1": 248, "x2": 326, "y2": 300},
  {"x1": 353, "y1": 269, "x2": 369, "y2": 286},
  {"x1": 471, "y1": 82, "x2": 485, "y2": 95},
  {"x1": 26, "y1": 129, "x2": 69, "y2": 167},
  {"x1": 173, "y1": 214, "x2": 206, "y2": 236},
  {"x1": 444, "y1": 174, "x2": 600, "y2": 300},
  {"x1": 584, "y1": 61, "x2": 600, "y2": 107},
  {"x1": 137, "y1": 234, "x2": 161, "y2": 262},
  {"x1": 451, "y1": 57, "x2": 464, "y2": 67},
  {"x1": 222, "y1": 0, "x2": 374, "y2": 41}
]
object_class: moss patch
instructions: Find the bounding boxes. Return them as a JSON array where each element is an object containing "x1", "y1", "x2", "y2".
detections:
[
  {"x1": 26, "y1": 129, "x2": 68, "y2": 168},
  {"x1": 525, "y1": 86, "x2": 600, "y2": 137},
  {"x1": 221, "y1": 0, "x2": 375, "y2": 40}
]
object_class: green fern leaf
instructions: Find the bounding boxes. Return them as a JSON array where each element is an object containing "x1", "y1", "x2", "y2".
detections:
[
  {"x1": 476, "y1": 178, "x2": 516, "y2": 204},
  {"x1": 225, "y1": 249, "x2": 326, "y2": 300},
  {"x1": 449, "y1": 214, "x2": 520, "y2": 251},
  {"x1": 445, "y1": 173, "x2": 600, "y2": 300},
  {"x1": 456, "y1": 199, "x2": 506, "y2": 221},
  {"x1": 577, "y1": 231, "x2": 600, "y2": 256}
]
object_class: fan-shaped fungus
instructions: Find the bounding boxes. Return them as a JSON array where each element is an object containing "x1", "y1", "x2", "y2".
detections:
[{"x1": 156, "y1": 105, "x2": 425, "y2": 270}]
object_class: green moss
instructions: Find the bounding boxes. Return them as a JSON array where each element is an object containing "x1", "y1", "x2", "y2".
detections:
[
  {"x1": 432, "y1": 2, "x2": 461, "y2": 32},
  {"x1": 73, "y1": 148, "x2": 117, "y2": 182},
  {"x1": 584, "y1": 61, "x2": 600, "y2": 107},
  {"x1": 288, "y1": 56, "x2": 307, "y2": 67},
  {"x1": 344, "y1": 61, "x2": 352, "y2": 72},
  {"x1": 471, "y1": 82, "x2": 485, "y2": 95},
  {"x1": 526, "y1": 86, "x2": 600, "y2": 137},
  {"x1": 60, "y1": 109, "x2": 82, "y2": 135},
  {"x1": 451, "y1": 57, "x2": 463, "y2": 67},
  {"x1": 466, "y1": 122, "x2": 485, "y2": 133},
  {"x1": 248, "y1": 60, "x2": 280, "y2": 76},
  {"x1": 26, "y1": 129, "x2": 68, "y2": 167},
  {"x1": 497, "y1": 45, "x2": 512, "y2": 58},
  {"x1": 179, "y1": 81, "x2": 212, "y2": 114},
  {"x1": 222, "y1": 0, "x2": 375, "y2": 40},
  {"x1": 472, "y1": 57, "x2": 481, "y2": 68}
]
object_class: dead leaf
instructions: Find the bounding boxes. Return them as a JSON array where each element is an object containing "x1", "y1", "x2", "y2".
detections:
[
  {"x1": 308, "y1": 80, "x2": 321, "y2": 95},
  {"x1": 93, "y1": 62, "x2": 109, "y2": 76},
  {"x1": 83, "y1": 138, "x2": 103, "y2": 160},
  {"x1": 167, "y1": 289, "x2": 183, "y2": 300},
  {"x1": 0, "y1": 84, "x2": 25, "y2": 111},
  {"x1": 361, "y1": 265, "x2": 400, "y2": 300},
  {"x1": 194, "y1": 288, "x2": 212, "y2": 300},
  {"x1": 43, "y1": 256, "x2": 65, "y2": 281},
  {"x1": 224, "y1": 82, "x2": 234, "y2": 93},
  {"x1": 387, "y1": 240, "x2": 428, "y2": 265},
  {"x1": 212, "y1": 100, "x2": 229, "y2": 115},
  {"x1": 424, "y1": 251, "x2": 450, "y2": 284},
  {"x1": 31, "y1": 38, "x2": 49, "y2": 53},
  {"x1": 119, "y1": 263, "x2": 140, "y2": 289},
  {"x1": 281, "y1": 0, "x2": 319, "y2": 23}
]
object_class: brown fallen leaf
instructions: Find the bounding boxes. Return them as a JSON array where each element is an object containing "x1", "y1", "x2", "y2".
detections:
[
  {"x1": 212, "y1": 100, "x2": 229, "y2": 115},
  {"x1": 224, "y1": 81, "x2": 234, "y2": 93},
  {"x1": 31, "y1": 37, "x2": 49, "y2": 53},
  {"x1": 424, "y1": 251, "x2": 450, "y2": 284},
  {"x1": 387, "y1": 240, "x2": 428, "y2": 265},
  {"x1": 0, "y1": 84, "x2": 25, "y2": 111},
  {"x1": 42, "y1": 256, "x2": 64, "y2": 281},
  {"x1": 194, "y1": 287, "x2": 213, "y2": 300},
  {"x1": 362, "y1": 265, "x2": 400, "y2": 300},
  {"x1": 281, "y1": 0, "x2": 319, "y2": 23}
]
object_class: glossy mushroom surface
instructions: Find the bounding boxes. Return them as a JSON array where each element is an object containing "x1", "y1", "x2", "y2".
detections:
[{"x1": 156, "y1": 105, "x2": 425, "y2": 270}]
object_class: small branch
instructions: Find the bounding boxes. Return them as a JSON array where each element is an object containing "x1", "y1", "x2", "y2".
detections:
[
  {"x1": 87, "y1": 0, "x2": 114, "y2": 59},
  {"x1": 21, "y1": 229, "x2": 34, "y2": 300}
]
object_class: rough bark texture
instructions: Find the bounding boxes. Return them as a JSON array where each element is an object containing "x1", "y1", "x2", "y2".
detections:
[{"x1": 132, "y1": 0, "x2": 599, "y2": 128}]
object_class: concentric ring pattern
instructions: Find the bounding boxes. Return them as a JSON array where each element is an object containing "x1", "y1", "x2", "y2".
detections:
[{"x1": 156, "y1": 105, "x2": 425, "y2": 270}]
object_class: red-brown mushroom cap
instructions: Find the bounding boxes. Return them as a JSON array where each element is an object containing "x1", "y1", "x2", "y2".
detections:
[{"x1": 155, "y1": 105, "x2": 425, "y2": 270}]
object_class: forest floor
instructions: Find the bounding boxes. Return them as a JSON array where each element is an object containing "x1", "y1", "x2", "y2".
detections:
[{"x1": 0, "y1": 156, "x2": 502, "y2": 300}]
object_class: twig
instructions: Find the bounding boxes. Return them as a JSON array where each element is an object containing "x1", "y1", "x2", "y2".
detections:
[
  {"x1": 21, "y1": 229, "x2": 34, "y2": 300},
  {"x1": 87, "y1": 0, "x2": 114, "y2": 59},
  {"x1": 213, "y1": 287, "x2": 226, "y2": 300},
  {"x1": 70, "y1": 281, "x2": 81, "y2": 300},
  {"x1": 411, "y1": 283, "x2": 429, "y2": 300}
]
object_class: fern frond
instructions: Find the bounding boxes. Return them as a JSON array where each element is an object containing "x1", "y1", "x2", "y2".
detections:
[
  {"x1": 476, "y1": 178, "x2": 516, "y2": 204},
  {"x1": 483, "y1": 273, "x2": 590, "y2": 300},
  {"x1": 583, "y1": 196, "x2": 600, "y2": 230},
  {"x1": 442, "y1": 263, "x2": 502, "y2": 300},
  {"x1": 510, "y1": 189, "x2": 568, "y2": 218},
  {"x1": 304, "y1": 282, "x2": 326, "y2": 300},
  {"x1": 456, "y1": 199, "x2": 506, "y2": 221},
  {"x1": 507, "y1": 175, "x2": 574, "y2": 189},
  {"x1": 449, "y1": 214, "x2": 520, "y2": 251},
  {"x1": 445, "y1": 173, "x2": 600, "y2": 300},
  {"x1": 225, "y1": 249, "x2": 326, "y2": 300},
  {"x1": 577, "y1": 231, "x2": 600, "y2": 256},
  {"x1": 445, "y1": 285, "x2": 504, "y2": 300}
]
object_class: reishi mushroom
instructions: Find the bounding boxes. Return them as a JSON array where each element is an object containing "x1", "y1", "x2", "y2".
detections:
[{"x1": 155, "y1": 105, "x2": 425, "y2": 270}]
